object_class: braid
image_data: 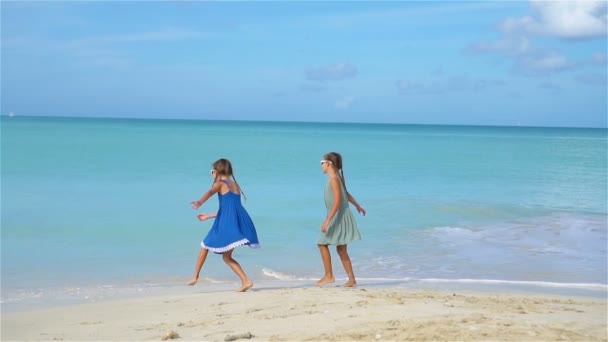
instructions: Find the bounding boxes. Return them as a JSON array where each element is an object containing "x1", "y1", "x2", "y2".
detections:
[
  {"x1": 211, "y1": 158, "x2": 247, "y2": 201},
  {"x1": 232, "y1": 174, "x2": 247, "y2": 202},
  {"x1": 324, "y1": 151, "x2": 349, "y2": 195},
  {"x1": 339, "y1": 168, "x2": 349, "y2": 195}
]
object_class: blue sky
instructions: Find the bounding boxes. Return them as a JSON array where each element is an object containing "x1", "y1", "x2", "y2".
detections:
[{"x1": 2, "y1": 1, "x2": 607, "y2": 127}]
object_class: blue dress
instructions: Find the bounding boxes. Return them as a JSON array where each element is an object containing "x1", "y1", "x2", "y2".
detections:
[{"x1": 201, "y1": 180, "x2": 260, "y2": 253}]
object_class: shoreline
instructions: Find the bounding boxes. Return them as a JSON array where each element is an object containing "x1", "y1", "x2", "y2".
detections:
[
  {"x1": 2, "y1": 277, "x2": 606, "y2": 313},
  {"x1": 2, "y1": 284, "x2": 607, "y2": 341}
]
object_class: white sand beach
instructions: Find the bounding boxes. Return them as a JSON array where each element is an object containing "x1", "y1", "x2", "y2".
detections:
[{"x1": 2, "y1": 286, "x2": 606, "y2": 341}]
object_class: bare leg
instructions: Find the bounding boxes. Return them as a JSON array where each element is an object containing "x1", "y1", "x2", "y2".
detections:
[
  {"x1": 222, "y1": 249, "x2": 253, "y2": 292},
  {"x1": 188, "y1": 248, "x2": 209, "y2": 285},
  {"x1": 316, "y1": 244, "x2": 335, "y2": 286},
  {"x1": 337, "y1": 245, "x2": 356, "y2": 287}
]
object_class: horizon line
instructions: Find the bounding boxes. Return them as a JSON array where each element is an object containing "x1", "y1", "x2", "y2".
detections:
[{"x1": 1, "y1": 114, "x2": 606, "y2": 130}]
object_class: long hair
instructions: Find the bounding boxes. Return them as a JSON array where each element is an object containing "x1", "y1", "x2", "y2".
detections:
[
  {"x1": 323, "y1": 152, "x2": 349, "y2": 195},
  {"x1": 211, "y1": 158, "x2": 247, "y2": 201}
]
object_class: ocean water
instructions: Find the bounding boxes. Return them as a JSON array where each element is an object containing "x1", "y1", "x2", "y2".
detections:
[{"x1": 1, "y1": 117, "x2": 607, "y2": 309}]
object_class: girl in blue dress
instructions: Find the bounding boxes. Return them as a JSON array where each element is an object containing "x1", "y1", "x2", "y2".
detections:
[{"x1": 188, "y1": 158, "x2": 260, "y2": 292}]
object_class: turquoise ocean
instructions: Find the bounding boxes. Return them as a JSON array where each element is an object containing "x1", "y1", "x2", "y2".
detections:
[{"x1": 1, "y1": 117, "x2": 607, "y2": 310}]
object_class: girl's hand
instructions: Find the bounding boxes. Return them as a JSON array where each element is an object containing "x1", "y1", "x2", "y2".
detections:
[
  {"x1": 197, "y1": 213, "x2": 212, "y2": 221},
  {"x1": 357, "y1": 206, "x2": 366, "y2": 216},
  {"x1": 321, "y1": 220, "x2": 329, "y2": 233},
  {"x1": 191, "y1": 200, "x2": 202, "y2": 210}
]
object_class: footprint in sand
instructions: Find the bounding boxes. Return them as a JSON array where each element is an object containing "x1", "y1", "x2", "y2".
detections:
[
  {"x1": 356, "y1": 300, "x2": 369, "y2": 306},
  {"x1": 80, "y1": 321, "x2": 103, "y2": 325}
]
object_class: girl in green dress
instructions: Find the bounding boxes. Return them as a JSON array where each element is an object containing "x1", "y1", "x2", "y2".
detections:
[{"x1": 317, "y1": 152, "x2": 366, "y2": 287}]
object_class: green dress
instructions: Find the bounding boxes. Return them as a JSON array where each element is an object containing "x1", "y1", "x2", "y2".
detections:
[{"x1": 318, "y1": 178, "x2": 361, "y2": 245}]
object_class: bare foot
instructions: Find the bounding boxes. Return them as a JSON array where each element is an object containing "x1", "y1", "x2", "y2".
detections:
[
  {"x1": 315, "y1": 277, "x2": 335, "y2": 286},
  {"x1": 343, "y1": 280, "x2": 357, "y2": 287},
  {"x1": 187, "y1": 277, "x2": 198, "y2": 286},
  {"x1": 237, "y1": 280, "x2": 253, "y2": 292}
]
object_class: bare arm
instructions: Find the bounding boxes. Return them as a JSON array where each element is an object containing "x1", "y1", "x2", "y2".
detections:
[
  {"x1": 322, "y1": 177, "x2": 342, "y2": 232},
  {"x1": 347, "y1": 192, "x2": 366, "y2": 216},
  {"x1": 191, "y1": 182, "x2": 222, "y2": 210},
  {"x1": 197, "y1": 212, "x2": 217, "y2": 221}
]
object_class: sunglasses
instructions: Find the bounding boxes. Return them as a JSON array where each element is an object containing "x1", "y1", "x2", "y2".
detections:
[
  {"x1": 320, "y1": 160, "x2": 332, "y2": 165},
  {"x1": 210, "y1": 169, "x2": 216, "y2": 175}
]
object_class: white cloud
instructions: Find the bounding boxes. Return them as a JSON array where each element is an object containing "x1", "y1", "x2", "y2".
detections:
[
  {"x1": 468, "y1": 36, "x2": 531, "y2": 56},
  {"x1": 538, "y1": 81, "x2": 562, "y2": 92},
  {"x1": 305, "y1": 2, "x2": 513, "y2": 30},
  {"x1": 592, "y1": 52, "x2": 608, "y2": 65},
  {"x1": 528, "y1": 54, "x2": 569, "y2": 70},
  {"x1": 306, "y1": 63, "x2": 357, "y2": 82},
  {"x1": 499, "y1": 0, "x2": 607, "y2": 40},
  {"x1": 515, "y1": 52, "x2": 573, "y2": 74},
  {"x1": 395, "y1": 75, "x2": 505, "y2": 94},
  {"x1": 299, "y1": 83, "x2": 326, "y2": 92},
  {"x1": 395, "y1": 80, "x2": 442, "y2": 94},
  {"x1": 66, "y1": 28, "x2": 211, "y2": 48},
  {"x1": 335, "y1": 96, "x2": 354, "y2": 109},
  {"x1": 53, "y1": 28, "x2": 212, "y2": 69},
  {"x1": 575, "y1": 72, "x2": 608, "y2": 86},
  {"x1": 468, "y1": 1, "x2": 605, "y2": 76}
]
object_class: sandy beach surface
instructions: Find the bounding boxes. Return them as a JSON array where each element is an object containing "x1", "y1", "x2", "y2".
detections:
[{"x1": 2, "y1": 285, "x2": 606, "y2": 341}]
